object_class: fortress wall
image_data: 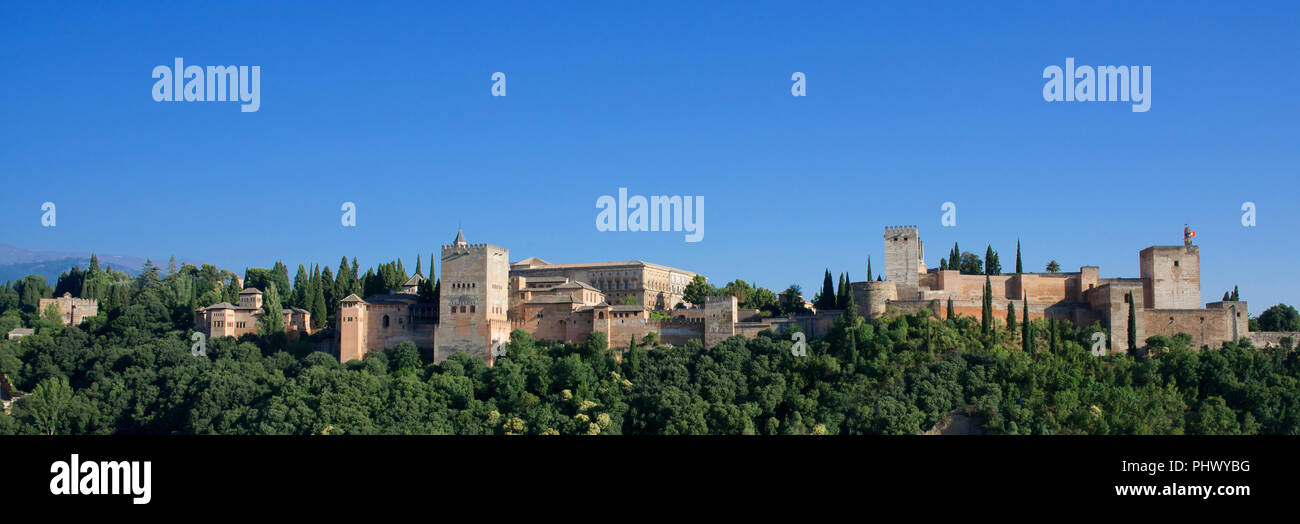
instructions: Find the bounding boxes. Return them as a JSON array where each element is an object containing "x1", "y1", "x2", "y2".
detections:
[
  {"x1": 764, "y1": 312, "x2": 841, "y2": 339},
  {"x1": 1142, "y1": 308, "x2": 1235, "y2": 350},
  {"x1": 656, "y1": 318, "x2": 706, "y2": 346},
  {"x1": 1013, "y1": 273, "x2": 1077, "y2": 303},
  {"x1": 1086, "y1": 282, "x2": 1143, "y2": 353},
  {"x1": 604, "y1": 317, "x2": 661, "y2": 347},
  {"x1": 1248, "y1": 331, "x2": 1300, "y2": 348}
]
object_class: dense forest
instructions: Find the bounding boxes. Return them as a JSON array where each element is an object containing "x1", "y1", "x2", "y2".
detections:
[{"x1": 2, "y1": 255, "x2": 1299, "y2": 435}]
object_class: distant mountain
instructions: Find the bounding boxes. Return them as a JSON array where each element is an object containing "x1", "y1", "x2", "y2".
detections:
[{"x1": 0, "y1": 244, "x2": 198, "y2": 285}]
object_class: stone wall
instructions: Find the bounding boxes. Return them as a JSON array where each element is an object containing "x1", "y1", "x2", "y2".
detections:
[
  {"x1": 1248, "y1": 331, "x2": 1300, "y2": 348},
  {"x1": 38, "y1": 293, "x2": 99, "y2": 326}
]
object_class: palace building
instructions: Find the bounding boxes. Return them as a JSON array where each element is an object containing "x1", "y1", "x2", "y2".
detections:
[{"x1": 194, "y1": 287, "x2": 312, "y2": 340}]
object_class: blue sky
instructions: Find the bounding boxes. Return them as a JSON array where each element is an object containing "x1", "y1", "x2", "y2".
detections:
[{"x1": 1, "y1": 1, "x2": 1297, "y2": 310}]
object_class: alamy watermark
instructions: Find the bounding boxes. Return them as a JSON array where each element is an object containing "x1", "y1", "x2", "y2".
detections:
[
  {"x1": 595, "y1": 188, "x2": 703, "y2": 242},
  {"x1": 1043, "y1": 58, "x2": 1151, "y2": 112},
  {"x1": 152, "y1": 58, "x2": 260, "y2": 112}
]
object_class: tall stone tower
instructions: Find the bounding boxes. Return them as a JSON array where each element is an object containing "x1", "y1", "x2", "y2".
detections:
[
  {"x1": 704, "y1": 295, "x2": 738, "y2": 348},
  {"x1": 435, "y1": 229, "x2": 511, "y2": 363},
  {"x1": 1139, "y1": 245, "x2": 1201, "y2": 310},
  {"x1": 884, "y1": 225, "x2": 924, "y2": 299}
]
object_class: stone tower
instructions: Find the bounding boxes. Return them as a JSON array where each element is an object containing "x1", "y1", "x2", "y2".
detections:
[
  {"x1": 435, "y1": 229, "x2": 511, "y2": 363},
  {"x1": 884, "y1": 225, "x2": 924, "y2": 299},
  {"x1": 1140, "y1": 245, "x2": 1201, "y2": 310},
  {"x1": 704, "y1": 295, "x2": 738, "y2": 348}
]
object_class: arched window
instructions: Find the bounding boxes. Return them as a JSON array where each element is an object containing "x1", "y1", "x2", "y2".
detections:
[{"x1": 382, "y1": 315, "x2": 390, "y2": 328}]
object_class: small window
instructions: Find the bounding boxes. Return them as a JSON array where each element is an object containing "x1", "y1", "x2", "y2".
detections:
[
  {"x1": 1174, "y1": 261, "x2": 1180, "y2": 267},
  {"x1": 382, "y1": 315, "x2": 390, "y2": 328}
]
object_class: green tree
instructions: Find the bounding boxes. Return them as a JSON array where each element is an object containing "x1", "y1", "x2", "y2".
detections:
[
  {"x1": 946, "y1": 297, "x2": 955, "y2": 320},
  {"x1": 959, "y1": 252, "x2": 983, "y2": 275},
  {"x1": 683, "y1": 275, "x2": 716, "y2": 306},
  {"x1": 1021, "y1": 294, "x2": 1031, "y2": 352},
  {"x1": 835, "y1": 272, "x2": 851, "y2": 309},
  {"x1": 1046, "y1": 260, "x2": 1061, "y2": 273},
  {"x1": 584, "y1": 331, "x2": 608, "y2": 354},
  {"x1": 292, "y1": 264, "x2": 310, "y2": 309},
  {"x1": 1127, "y1": 292, "x2": 1137, "y2": 351},
  {"x1": 866, "y1": 257, "x2": 873, "y2": 282},
  {"x1": 816, "y1": 270, "x2": 836, "y2": 310},
  {"x1": 1258, "y1": 304, "x2": 1300, "y2": 331},
  {"x1": 984, "y1": 245, "x2": 1001, "y2": 275},
  {"x1": 1006, "y1": 301, "x2": 1016, "y2": 333},
  {"x1": 389, "y1": 341, "x2": 422, "y2": 373},
  {"x1": 980, "y1": 275, "x2": 992, "y2": 335},
  {"x1": 22, "y1": 376, "x2": 74, "y2": 435},
  {"x1": 1015, "y1": 239, "x2": 1023, "y2": 274},
  {"x1": 310, "y1": 283, "x2": 327, "y2": 330},
  {"x1": 258, "y1": 282, "x2": 285, "y2": 335},
  {"x1": 779, "y1": 286, "x2": 808, "y2": 315}
]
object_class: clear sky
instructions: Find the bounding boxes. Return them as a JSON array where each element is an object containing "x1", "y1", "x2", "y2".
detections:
[{"x1": 2, "y1": 1, "x2": 1297, "y2": 309}]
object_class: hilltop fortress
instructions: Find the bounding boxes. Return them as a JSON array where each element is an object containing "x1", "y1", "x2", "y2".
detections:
[
  {"x1": 337, "y1": 225, "x2": 1250, "y2": 363},
  {"x1": 856, "y1": 226, "x2": 1247, "y2": 353},
  {"x1": 339, "y1": 230, "x2": 835, "y2": 363}
]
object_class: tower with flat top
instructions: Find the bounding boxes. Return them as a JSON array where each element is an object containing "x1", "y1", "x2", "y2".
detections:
[{"x1": 884, "y1": 225, "x2": 924, "y2": 298}]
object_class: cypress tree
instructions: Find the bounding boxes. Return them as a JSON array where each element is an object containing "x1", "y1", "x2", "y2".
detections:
[
  {"x1": 836, "y1": 272, "x2": 851, "y2": 309},
  {"x1": 258, "y1": 282, "x2": 285, "y2": 335},
  {"x1": 1015, "y1": 239, "x2": 1023, "y2": 274},
  {"x1": 1231, "y1": 285, "x2": 1239, "y2": 301},
  {"x1": 866, "y1": 257, "x2": 873, "y2": 281},
  {"x1": 1022, "y1": 294, "x2": 1031, "y2": 352},
  {"x1": 351, "y1": 257, "x2": 360, "y2": 291},
  {"x1": 946, "y1": 297, "x2": 955, "y2": 320},
  {"x1": 292, "y1": 264, "x2": 310, "y2": 308},
  {"x1": 1127, "y1": 291, "x2": 1137, "y2": 351},
  {"x1": 818, "y1": 270, "x2": 835, "y2": 310},
  {"x1": 311, "y1": 282, "x2": 326, "y2": 329},
  {"x1": 939, "y1": 258, "x2": 947, "y2": 271},
  {"x1": 1007, "y1": 300, "x2": 1017, "y2": 333},
  {"x1": 1049, "y1": 318, "x2": 1058, "y2": 353},
  {"x1": 415, "y1": 255, "x2": 422, "y2": 277},
  {"x1": 981, "y1": 275, "x2": 992, "y2": 335}
]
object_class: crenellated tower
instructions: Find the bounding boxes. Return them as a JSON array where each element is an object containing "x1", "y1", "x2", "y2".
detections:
[
  {"x1": 884, "y1": 225, "x2": 924, "y2": 298},
  {"x1": 435, "y1": 229, "x2": 511, "y2": 363}
]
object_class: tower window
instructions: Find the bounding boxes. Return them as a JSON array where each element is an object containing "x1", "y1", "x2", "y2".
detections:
[{"x1": 1174, "y1": 261, "x2": 1180, "y2": 267}]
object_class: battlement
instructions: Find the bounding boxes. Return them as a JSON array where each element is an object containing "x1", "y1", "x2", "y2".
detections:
[
  {"x1": 884, "y1": 225, "x2": 918, "y2": 237},
  {"x1": 442, "y1": 243, "x2": 495, "y2": 252},
  {"x1": 655, "y1": 317, "x2": 704, "y2": 326}
]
